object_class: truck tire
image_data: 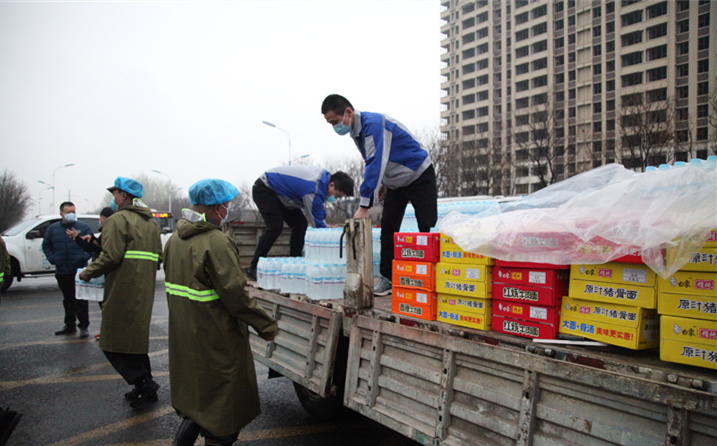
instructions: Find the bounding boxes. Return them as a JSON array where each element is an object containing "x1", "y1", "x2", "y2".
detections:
[
  {"x1": 1, "y1": 260, "x2": 15, "y2": 292},
  {"x1": 292, "y1": 382, "x2": 344, "y2": 422}
]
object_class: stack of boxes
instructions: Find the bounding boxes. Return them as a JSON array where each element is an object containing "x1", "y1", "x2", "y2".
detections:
[
  {"x1": 559, "y1": 262, "x2": 660, "y2": 349},
  {"x1": 434, "y1": 234, "x2": 493, "y2": 330},
  {"x1": 491, "y1": 261, "x2": 569, "y2": 340},
  {"x1": 658, "y1": 230, "x2": 717, "y2": 370},
  {"x1": 390, "y1": 233, "x2": 440, "y2": 320}
]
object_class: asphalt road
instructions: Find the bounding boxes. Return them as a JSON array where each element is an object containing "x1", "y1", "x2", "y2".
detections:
[{"x1": 0, "y1": 272, "x2": 417, "y2": 446}]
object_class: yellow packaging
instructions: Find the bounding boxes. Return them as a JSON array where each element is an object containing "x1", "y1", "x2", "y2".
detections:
[
  {"x1": 559, "y1": 297, "x2": 659, "y2": 349},
  {"x1": 569, "y1": 278, "x2": 657, "y2": 308},
  {"x1": 657, "y1": 292, "x2": 717, "y2": 322},
  {"x1": 439, "y1": 234, "x2": 494, "y2": 265},
  {"x1": 704, "y1": 229, "x2": 717, "y2": 248},
  {"x1": 435, "y1": 262, "x2": 492, "y2": 298},
  {"x1": 657, "y1": 271, "x2": 717, "y2": 298},
  {"x1": 437, "y1": 294, "x2": 491, "y2": 330},
  {"x1": 570, "y1": 263, "x2": 657, "y2": 287},
  {"x1": 666, "y1": 246, "x2": 717, "y2": 272},
  {"x1": 660, "y1": 315, "x2": 717, "y2": 370}
]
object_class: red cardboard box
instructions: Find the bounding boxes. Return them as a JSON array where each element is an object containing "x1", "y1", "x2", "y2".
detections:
[
  {"x1": 495, "y1": 260, "x2": 570, "y2": 270},
  {"x1": 493, "y1": 265, "x2": 569, "y2": 288},
  {"x1": 573, "y1": 237, "x2": 647, "y2": 264},
  {"x1": 494, "y1": 231, "x2": 577, "y2": 253},
  {"x1": 391, "y1": 287, "x2": 437, "y2": 321},
  {"x1": 492, "y1": 314, "x2": 559, "y2": 339},
  {"x1": 493, "y1": 283, "x2": 566, "y2": 307},
  {"x1": 492, "y1": 299, "x2": 561, "y2": 325},
  {"x1": 394, "y1": 232, "x2": 441, "y2": 263}
]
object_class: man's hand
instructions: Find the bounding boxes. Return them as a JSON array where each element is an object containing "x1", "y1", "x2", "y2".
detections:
[
  {"x1": 353, "y1": 207, "x2": 369, "y2": 219},
  {"x1": 79, "y1": 269, "x2": 90, "y2": 282},
  {"x1": 66, "y1": 228, "x2": 78, "y2": 240},
  {"x1": 378, "y1": 185, "x2": 387, "y2": 202},
  {"x1": 80, "y1": 235, "x2": 92, "y2": 242}
]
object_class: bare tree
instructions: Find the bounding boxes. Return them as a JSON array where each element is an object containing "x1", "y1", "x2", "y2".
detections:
[
  {"x1": 616, "y1": 92, "x2": 675, "y2": 171},
  {"x1": 0, "y1": 170, "x2": 32, "y2": 232}
]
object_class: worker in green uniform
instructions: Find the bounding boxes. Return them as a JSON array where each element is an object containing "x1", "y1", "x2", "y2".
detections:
[
  {"x1": 79, "y1": 177, "x2": 162, "y2": 409},
  {"x1": 0, "y1": 237, "x2": 11, "y2": 302},
  {"x1": 164, "y1": 179, "x2": 278, "y2": 446}
]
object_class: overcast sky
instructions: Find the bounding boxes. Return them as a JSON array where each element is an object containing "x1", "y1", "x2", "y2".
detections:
[{"x1": 1, "y1": 0, "x2": 442, "y2": 216}]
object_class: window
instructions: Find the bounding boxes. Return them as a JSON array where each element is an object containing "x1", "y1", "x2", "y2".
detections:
[
  {"x1": 606, "y1": 21, "x2": 615, "y2": 34},
  {"x1": 698, "y1": 82, "x2": 709, "y2": 96},
  {"x1": 462, "y1": 17, "x2": 475, "y2": 30},
  {"x1": 477, "y1": 27, "x2": 489, "y2": 39},
  {"x1": 477, "y1": 12, "x2": 488, "y2": 23},
  {"x1": 462, "y1": 125, "x2": 475, "y2": 135},
  {"x1": 594, "y1": 102, "x2": 602, "y2": 114},
  {"x1": 463, "y1": 63, "x2": 476, "y2": 75},
  {"x1": 698, "y1": 36, "x2": 710, "y2": 51},
  {"x1": 606, "y1": 41, "x2": 615, "y2": 53},
  {"x1": 607, "y1": 80, "x2": 615, "y2": 91},
  {"x1": 532, "y1": 40, "x2": 548, "y2": 54},
  {"x1": 463, "y1": 33, "x2": 476, "y2": 45},
  {"x1": 607, "y1": 60, "x2": 615, "y2": 72},
  {"x1": 594, "y1": 83, "x2": 602, "y2": 95},
  {"x1": 462, "y1": 110, "x2": 475, "y2": 120},
  {"x1": 516, "y1": 29, "x2": 530, "y2": 41},
  {"x1": 676, "y1": 42, "x2": 689, "y2": 56},
  {"x1": 532, "y1": 57, "x2": 547, "y2": 70},
  {"x1": 555, "y1": 55, "x2": 565, "y2": 66},
  {"x1": 477, "y1": 90, "x2": 489, "y2": 101},
  {"x1": 532, "y1": 93, "x2": 548, "y2": 106},
  {"x1": 555, "y1": 1, "x2": 564, "y2": 13},
  {"x1": 646, "y1": 2, "x2": 667, "y2": 19},
  {"x1": 478, "y1": 106, "x2": 489, "y2": 117},
  {"x1": 594, "y1": 45, "x2": 602, "y2": 57},
  {"x1": 677, "y1": 0, "x2": 689, "y2": 12},
  {"x1": 569, "y1": 15, "x2": 575, "y2": 26},
  {"x1": 463, "y1": 79, "x2": 475, "y2": 89},
  {"x1": 533, "y1": 22, "x2": 547, "y2": 36},
  {"x1": 555, "y1": 37, "x2": 565, "y2": 49},
  {"x1": 647, "y1": 88, "x2": 667, "y2": 103},
  {"x1": 698, "y1": 59, "x2": 709, "y2": 74},
  {"x1": 532, "y1": 4, "x2": 547, "y2": 19},
  {"x1": 698, "y1": 104, "x2": 708, "y2": 118},
  {"x1": 647, "y1": 66, "x2": 667, "y2": 82},
  {"x1": 647, "y1": 23, "x2": 667, "y2": 39},
  {"x1": 516, "y1": 114, "x2": 530, "y2": 125},
  {"x1": 569, "y1": 33, "x2": 576, "y2": 44},
  {"x1": 593, "y1": 6, "x2": 602, "y2": 18},
  {"x1": 593, "y1": 25, "x2": 601, "y2": 38},
  {"x1": 463, "y1": 94, "x2": 476, "y2": 105},
  {"x1": 556, "y1": 73, "x2": 565, "y2": 84},
  {"x1": 477, "y1": 58, "x2": 489, "y2": 69},
  {"x1": 677, "y1": 19, "x2": 689, "y2": 34},
  {"x1": 532, "y1": 75, "x2": 548, "y2": 88},
  {"x1": 569, "y1": 89, "x2": 576, "y2": 99},
  {"x1": 697, "y1": 127, "x2": 708, "y2": 141},
  {"x1": 516, "y1": 12, "x2": 529, "y2": 25},
  {"x1": 647, "y1": 45, "x2": 667, "y2": 61},
  {"x1": 676, "y1": 85, "x2": 688, "y2": 99},
  {"x1": 516, "y1": 62, "x2": 530, "y2": 74},
  {"x1": 594, "y1": 121, "x2": 602, "y2": 133},
  {"x1": 607, "y1": 119, "x2": 615, "y2": 131},
  {"x1": 622, "y1": 10, "x2": 643, "y2": 27},
  {"x1": 622, "y1": 72, "x2": 643, "y2": 87},
  {"x1": 569, "y1": 52, "x2": 576, "y2": 63},
  {"x1": 516, "y1": 97, "x2": 530, "y2": 109},
  {"x1": 462, "y1": 3, "x2": 475, "y2": 14},
  {"x1": 622, "y1": 92, "x2": 642, "y2": 106},
  {"x1": 555, "y1": 19, "x2": 564, "y2": 32},
  {"x1": 569, "y1": 107, "x2": 576, "y2": 118},
  {"x1": 516, "y1": 45, "x2": 530, "y2": 58},
  {"x1": 556, "y1": 91, "x2": 565, "y2": 102},
  {"x1": 594, "y1": 64, "x2": 602, "y2": 75},
  {"x1": 698, "y1": 13, "x2": 710, "y2": 28},
  {"x1": 622, "y1": 51, "x2": 643, "y2": 67},
  {"x1": 463, "y1": 48, "x2": 475, "y2": 59},
  {"x1": 569, "y1": 70, "x2": 576, "y2": 81},
  {"x1": 516, "y1": 80, "x2": 530, "y2": 92},
  {"x1": 676, "y1": 63, "x2": 689, "y2": 77},
  {"x1": 607, "y1": 100, "x2": 615, "y2": 111},
  {"x1": 477, "y1": 74, "x2": 489, "y2": 85},
  {"x1": 606, "y1": 1, "x2": 615, "y2": 14},
  {"x1": 621, "y1": 31, "x2": 643, "y2": 47}
]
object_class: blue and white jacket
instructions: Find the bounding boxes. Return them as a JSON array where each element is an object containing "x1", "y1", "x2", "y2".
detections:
[
  {"x1": 350, "y1": 110, "x2": 432, "y2": 208},
  {"x1": 42, "y1": 221, "x2": 93, "y2": 275},
  {"x1": 260, "y1": 165, "x2": 330, "y2": 228}
]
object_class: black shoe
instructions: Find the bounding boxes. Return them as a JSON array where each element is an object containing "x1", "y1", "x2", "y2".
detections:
[
  {"x1": 54, "y1": 326, "x2": 77, "y2": 335},
  {"x1": 246, "y1": 267, "x2": 257, "y2": 281},
  {"x1": 172, "y1": 418, "x2": 202, "y2": 446},
  {"x1": 129, "y1": 380, "x2": 160, "y2": 408},
  {"x1": 79, "y1": 328, "x2": 90, "y2": 338},
  {"x1": 125, "y1": 386, "x2": 159, "y2": 402}
]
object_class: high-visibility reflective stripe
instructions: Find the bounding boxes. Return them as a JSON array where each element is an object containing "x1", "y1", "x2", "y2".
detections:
[
  {"x1": 124, "y1": 250, "x2": 159, "y2": 261},
  {"x1": 0, "y1": 272, "x2": 4, "y2": 281},
  {"x1": 165, "y1": 282, "x2": 220, "y2": 302}
]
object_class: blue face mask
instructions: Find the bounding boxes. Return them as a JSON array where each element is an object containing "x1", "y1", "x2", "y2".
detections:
[
  {"x1": 64, "y1": 213, "x2": 77, "y2": 224},
  {"x1": 327, "y1": 195, "x2": 336, "y2": 203},
  {"x1": 332, "y1": 112, "x2": 351, "y2": 136},
  {"x1": 110, "y1": 198, "x2": 118, "y2": 212}
]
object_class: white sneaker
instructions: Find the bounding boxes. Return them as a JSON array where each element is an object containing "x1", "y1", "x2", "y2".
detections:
[{"x1": 374, "y1": 276, "x2": 392, "y2": 296}]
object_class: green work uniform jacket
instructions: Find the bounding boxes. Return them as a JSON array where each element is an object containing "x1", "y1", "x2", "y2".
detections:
[
  {"x1": 163, "y1": 217, "x2": 278, "y2": 436},
  {"x1": 85, "y1": 204, "x2": 162, "y2": 354}
]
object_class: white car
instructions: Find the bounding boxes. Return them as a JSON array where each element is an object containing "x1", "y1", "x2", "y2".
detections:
[{"x1": 1, "y1": 214, "x2": 101, "y2": 291}]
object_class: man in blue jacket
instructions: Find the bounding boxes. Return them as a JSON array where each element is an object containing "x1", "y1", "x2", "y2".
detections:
[
  {"x1": 322, "y1": 94, "x2": 438, "y2": 296},
  {"x1": 246, "y1": 166, "x2": 354, "y2": 281},
  {"x1": 42, "y1": 202, "x2": 93, "y2": 337}
]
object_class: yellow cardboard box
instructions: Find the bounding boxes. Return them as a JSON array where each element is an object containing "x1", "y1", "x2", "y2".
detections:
[
  {"x1": 569, "y1": 278, "x2": 657, "y2": 308},
  {"x1": 437, "y1": 294, "x2": 491, "y2": 330},
  {"x1": 436, "y1": 262, "x2": 492, "y2": 298},
  {"x1": 570, "y1": 263, "x2": 657, "y2": 287},
  {"x1": 559, "y1": 297, "x2": 659, "y2": 349},
  {"x1": 660, "y1": 315, "x2": 717, "y2": 370},
  {"x1": 666, "y1": 246, "x2": 717, "y2": 273},
  {"x1": 704, "y1": 229, "x2": 717, "y2": 248},
  {"x1": 439, "y1": 234, "x2": 494, "y2": 265},
  {"x1": 658, "y1": 292, "x2": 716, "y2": 322},
  {"x1": 657, "y1": 271, "x2": 717, "y2": 298}
]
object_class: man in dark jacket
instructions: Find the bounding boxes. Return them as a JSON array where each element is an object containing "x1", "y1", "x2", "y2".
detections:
[
  {"x1": 42, "y1": 202, "x2": 93, "y2": 337},
  {"x1": 164, "y1": 179, "x2": 278, "y2": 446}
]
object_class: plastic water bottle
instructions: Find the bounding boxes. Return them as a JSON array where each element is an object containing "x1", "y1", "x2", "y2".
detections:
[{"x1": 257, "y1": 257, "x2": 267, "y2": 288}]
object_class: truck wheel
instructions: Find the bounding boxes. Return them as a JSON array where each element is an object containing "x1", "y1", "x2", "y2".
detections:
[
  {"x1": 1, "y1": 263, "x2": 14, "y2": 292},
  {"x1": 292, "y1": 382, "x2": 344, "y2": 422}
]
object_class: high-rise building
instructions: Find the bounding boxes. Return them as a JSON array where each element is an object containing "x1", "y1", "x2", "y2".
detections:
[{"x1": 440, "y1": 0, "x2": 717, "y2": 196}]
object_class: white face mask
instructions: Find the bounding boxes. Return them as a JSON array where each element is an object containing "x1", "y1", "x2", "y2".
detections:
[{"x1": 219, "y1": 203, "x2": 231, "y2": 225}]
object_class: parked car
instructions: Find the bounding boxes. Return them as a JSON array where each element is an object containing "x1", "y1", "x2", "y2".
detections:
[{"x1": 1, "y1": 215, "x2": 101, "y2": 291}]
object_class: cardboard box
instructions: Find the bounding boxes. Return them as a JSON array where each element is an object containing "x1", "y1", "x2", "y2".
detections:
[
  {"x1": 657, "y1": 271, "x2": 717, "y2": 298},
  {"x1": 660, "y1": 315, "x2": 717, "y2": 370},
  {"x1": 573, "y1": 237, "x2": 646, "y2": 264},
  {"x1": 394, "y1": 232, "x2": 441, "y2": 263},
  {"x1": 392, "y1": 260, "x2": 436, "y2": 291},
  {"x1": 495, "y1": 259, "x2": 570, "y2": 269},
  {"x1": 657, "y1": 292, "x2": 717, "y2": 322},
  {"x1": 492, "y1": 315, "x2": 559, "y2": 339},
  {"x1": 492, "y1": 299, "x2": 561, "y2": 325},
  {"x1": 559, "y1": 297, "x2": 659, "y2": 349},
  {"x1": 493, "y1": 283, "x2": 565, "y2": 307},
  {"x1": 439, "y1": 233, "x2": 494, "y2": 265},
  {"x1": 391, "y1": 287, "x2": 437, "y2": 321},
  {"x1": 570, "y1": 263, "x2": 657, "y2": 287},
  {"x1": 569, "y1": 278, "x2": 657, "y2": 309},
  {"x1": 437, "y1": 294, "x2": 491, "y2": 330},
  {"x1": 493, "y1": 265, "x2": 569, "y2": 288},
  {"x1": 495, "y1": 231, "x2": 577, "y2": 253},
  {"x1": 705, "y1": 229, "x2": 717, "y2": 248},
  {"x1": 435, "y1": 262, "x2": 492, "y2": 298},
  {"x1": 666, "y1": 246, "x2": 717, "y2": 273}
]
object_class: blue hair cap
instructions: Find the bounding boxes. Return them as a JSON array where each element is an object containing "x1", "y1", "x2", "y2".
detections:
[
  {"x1": 189, "y1": 179, "x2": 239, "y2": 205},
  {"x1": 107, "y1": 177, "x2": 144, "y2": 198}
]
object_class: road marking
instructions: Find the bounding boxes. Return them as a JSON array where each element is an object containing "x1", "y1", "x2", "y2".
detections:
[
  {"x1": 0, "y1": 336, "x2": 169, "y2": 351},
  {"x1": 46, "y1": 405, "x2": 176, "y2": 446}
]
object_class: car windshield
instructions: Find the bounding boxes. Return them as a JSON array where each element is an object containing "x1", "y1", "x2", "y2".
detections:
[{"x1": 1, "y1": 217, "x2": 44, "y2": 237}]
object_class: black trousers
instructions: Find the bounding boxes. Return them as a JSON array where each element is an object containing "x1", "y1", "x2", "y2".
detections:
[
  {"x1": 103, "y1": 351, "x2": 153, "y2": 386},
  {"x1": 250, "y1": 179, "x2": 308, "y2": 269},
  {"x1": 55, "y1": 273, "x2": 89, "y2": 329},
  {"x1": 380, "y1": 165, "x2": 438, "y2": 280}
]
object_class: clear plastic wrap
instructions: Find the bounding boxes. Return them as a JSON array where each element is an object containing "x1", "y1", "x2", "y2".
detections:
[{"x1": 438, "y1": 160, "x2": 717, "y2": 278}]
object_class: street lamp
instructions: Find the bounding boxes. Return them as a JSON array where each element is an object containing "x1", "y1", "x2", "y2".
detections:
[
  {"x1": 262, "y1": 120, "x2": 292, "y2": 165},
  {"x1": 152, "y1": 169, "x2": 173, "y2": 214},
  {"x1": 37, "y1": 181, "x2": 53, "y2": 215},
  {"x1": 52, "y1": 163, "x2": 74, "y2": 212}
]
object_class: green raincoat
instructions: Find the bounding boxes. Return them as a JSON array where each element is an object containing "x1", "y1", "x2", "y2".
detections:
[
  {"x1": 163, "y1": 216, "x2": 277, "y2": 436},
  {"x1": 0, "y1": 237, "x2": 10, "y2": 297},
  {"x1": 85, "y1": 204, "x2": 162, "y2": 354}
]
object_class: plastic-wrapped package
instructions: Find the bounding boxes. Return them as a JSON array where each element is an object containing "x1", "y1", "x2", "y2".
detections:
[{"x1": 438, "y1": 161, "x2": 717, "y2": 279}]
